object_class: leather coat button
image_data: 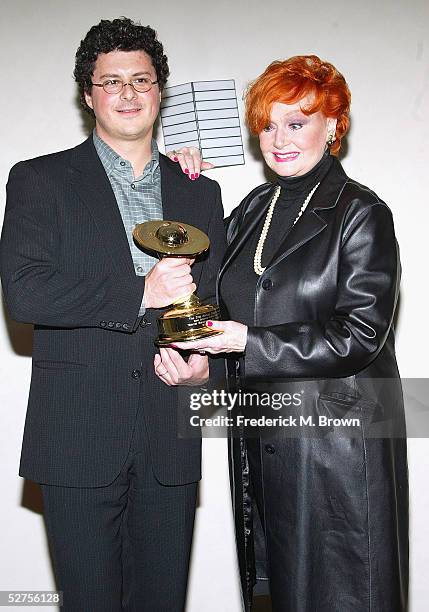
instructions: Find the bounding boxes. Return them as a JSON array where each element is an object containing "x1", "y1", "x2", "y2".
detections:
[
  {"x1": 264, "y1": 444, "x2": 275, "y2": 454},
  {"x1": 262, "y1": 279, "x2": 273, "y2": 290},
  {"x1": 131, "y1": 369, "x2": 142, "y2": 380}
]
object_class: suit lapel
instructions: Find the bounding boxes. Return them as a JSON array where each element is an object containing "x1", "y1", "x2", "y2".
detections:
[
  {"x1": 158, "y1": 154, "x2": 203, "y2": 225},
  {"x1": 68, "y1": 137, "x2": 135, "y2": 275},
  {"x1": 158, "y1": 155, "x2": 208, "y2": 286},
  {"x1": 159, "y1": 154, "x2": 184, "y2": 222}
]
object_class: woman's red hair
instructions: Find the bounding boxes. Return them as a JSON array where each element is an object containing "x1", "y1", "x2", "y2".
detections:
[{"x1": 245, "y1": 55, "x2": 351, "y2": 155}]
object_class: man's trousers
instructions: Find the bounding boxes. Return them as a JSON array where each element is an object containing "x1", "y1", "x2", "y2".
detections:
[{"x1": 41, "y1": 401, "x2": 197, "y2": 612}]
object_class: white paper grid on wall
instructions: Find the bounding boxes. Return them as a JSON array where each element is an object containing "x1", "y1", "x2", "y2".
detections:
[{"x1": 160, "y1": 80, "x2": 245, "y2": 167}]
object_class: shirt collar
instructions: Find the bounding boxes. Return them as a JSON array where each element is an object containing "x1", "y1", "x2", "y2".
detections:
[{"x1": 92, "y1": 130, "x2": 160, "y2": 181}]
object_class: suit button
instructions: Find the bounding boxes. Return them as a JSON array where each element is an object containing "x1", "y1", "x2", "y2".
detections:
[
  {"x1": 108, "y1": 321, "x2": 114, "y2": 328},
  {"x1": 262, "y1": 279, "x2": 273, "y2": 290},
  {"x1": 122, "y1": 323, "x2": 130, "y2": 330},
  {"x1": 140, "y1": 318, "x2": 151, "y2": 328},
  {"x1": 131, "y1": 369, "x2": 142, "y2": 379},
  {"x1": 115, "y1": 322, "x2": 122, "y2": 328},
  {"x1": 100, "y1": 321, "x2": 107, "y2": 327},
  {"x1": 264, "y1": 444, "x2": 275, "y2": 454}
]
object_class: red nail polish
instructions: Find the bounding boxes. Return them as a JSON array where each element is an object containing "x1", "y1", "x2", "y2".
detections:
[
  {"x1": 195, "y1": 173, "x2": 199, "y2": 178},
  {"x1": 184, "y1": 168, "x2": 189, "y2": 174},
  {"x1": 173, "y1": 156, "x2": 178, "y2": 161},
  {"x1": 190, "y1": 174, "x2": 195, "y2": 179},
  {"x1": 207, "y1": 320, "x2": 213, "y2": 327}
]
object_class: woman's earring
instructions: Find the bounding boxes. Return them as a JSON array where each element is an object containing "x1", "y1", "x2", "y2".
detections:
[{"x1": 327, "y1": 132, "x2": 336, "y2": 147}]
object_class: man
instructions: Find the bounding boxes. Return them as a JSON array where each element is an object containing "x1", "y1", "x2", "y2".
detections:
[{"x1": 0, "y1": 17, "x2": 225, "y2": 611}]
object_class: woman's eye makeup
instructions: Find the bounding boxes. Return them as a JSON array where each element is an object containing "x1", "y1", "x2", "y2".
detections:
[
  {"x1": 263, "y1": 116, "x2": 308, "y2": 132},
  {"x1": 287, "y1": 116, "x2": 307, "y2": 130}
]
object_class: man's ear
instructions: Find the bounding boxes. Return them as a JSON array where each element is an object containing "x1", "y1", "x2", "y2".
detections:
[{"x1": 84, "y1": 90, "x2": 94, "y2": 110}]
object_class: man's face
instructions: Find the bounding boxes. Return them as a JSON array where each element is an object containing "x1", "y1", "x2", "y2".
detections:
[{"x1": 84, "y1": 49, "x2": 160, "y2": 145}]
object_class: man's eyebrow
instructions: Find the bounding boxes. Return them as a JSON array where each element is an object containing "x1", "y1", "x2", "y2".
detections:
[{"x1": 98, "y1": 71, "x2": 153, "y2": 79}]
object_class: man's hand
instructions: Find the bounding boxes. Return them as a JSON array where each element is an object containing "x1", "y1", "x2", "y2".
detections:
[
  {"x1": 154, "y1": 347, "x2": 209, "y2": 386},
  {"x1": 144, "y1": 258, "x2": 195, "y2": 309}
]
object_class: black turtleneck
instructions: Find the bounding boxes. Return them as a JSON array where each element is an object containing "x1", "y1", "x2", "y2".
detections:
[
  {"x1": 263, "y1": 151, "x2": 333, "y2": 266},
  {"x1": 220, "y1": 152, "x2": 333, "y2": 325}
]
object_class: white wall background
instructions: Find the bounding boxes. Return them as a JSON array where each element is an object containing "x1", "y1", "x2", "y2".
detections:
[{"x1": 1, "y1": 0, "x2": 428, "y2": 610}]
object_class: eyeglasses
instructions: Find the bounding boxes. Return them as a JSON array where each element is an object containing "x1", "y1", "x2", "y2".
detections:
[{"x1": 91, "y1": 77, "x2": 159, "y2": 94}]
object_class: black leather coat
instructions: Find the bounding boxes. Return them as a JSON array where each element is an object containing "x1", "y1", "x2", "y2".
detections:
[{"x1": 218, "y1": 158, "x2": 408, "y2": 611}]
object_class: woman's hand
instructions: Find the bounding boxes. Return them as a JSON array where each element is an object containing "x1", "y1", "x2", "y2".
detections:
[
  {"x1": 171, "y1": 320, "x2": 248, "y2": 354},
  {"x1": 154, "y1": 347, "x2": 209, "y2": 386},
  {"x1": 166, "y1": 146, "x2": 215, "y2": 179}
]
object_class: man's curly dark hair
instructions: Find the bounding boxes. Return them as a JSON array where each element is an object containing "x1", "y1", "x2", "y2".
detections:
[{"x1": 74, "y1": 17, "x2": 169, "y2": 116}]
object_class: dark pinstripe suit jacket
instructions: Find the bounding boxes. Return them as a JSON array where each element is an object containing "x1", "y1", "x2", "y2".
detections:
[{"x1": 0, "y1": 136, "x2": 226, "y2": 487}]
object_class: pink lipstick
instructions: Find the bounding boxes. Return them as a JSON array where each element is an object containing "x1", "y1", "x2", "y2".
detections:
[{"x1": 273, "y1": 151, "x2": 300, "y2": 162}]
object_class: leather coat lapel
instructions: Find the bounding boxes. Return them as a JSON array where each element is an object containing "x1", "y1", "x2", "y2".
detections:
[
  {"x1": 68, "y1": 137, "x2": 135, "y2": 274},
  {"x1": 266, "y1": 157, "x2": 349, "y2": 269},
  {"x1": 219, "y1": 184, "x2": 275, "y2": 280},
  {"x1": 267, "y1": 209, "x2": 327, "y2": 269},
  {"x1": 220, "y1": 157, "x2": 349, "y2": 277}
]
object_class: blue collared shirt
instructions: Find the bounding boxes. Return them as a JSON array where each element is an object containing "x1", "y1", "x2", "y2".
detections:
[{"x1": 93, "y1": 131, "x2": 163, "y2": 315}]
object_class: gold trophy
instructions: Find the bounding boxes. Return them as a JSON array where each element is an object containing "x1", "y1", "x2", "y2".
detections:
[{"x1": 133, "y1": 220, "x2": 222, "y2": 346}]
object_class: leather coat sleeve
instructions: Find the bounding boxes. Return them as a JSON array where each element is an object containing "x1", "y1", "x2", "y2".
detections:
[
  {"x1": 245, "y1": 202, "x2": 400, "y2": 379},
  {"x1": 0, "y1": 161, "x2": 145, "y2": 332}
]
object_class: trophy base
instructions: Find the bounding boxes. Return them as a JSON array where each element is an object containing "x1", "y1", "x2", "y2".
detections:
[
  {"x1": 156, "y1": 303, "x2": 222, "y2": 346},
  {"x1": 156, "y1": 327, "x2": 223, "y2": 346}
]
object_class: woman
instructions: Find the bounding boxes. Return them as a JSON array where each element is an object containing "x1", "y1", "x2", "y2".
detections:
[{"x1": 157, "y1": 55, "x2": 408, "y2": 611}]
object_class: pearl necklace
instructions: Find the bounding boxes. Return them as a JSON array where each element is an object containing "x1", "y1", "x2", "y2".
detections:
[{"x1": 253, "y1": 181, "x2": 320, "y2": 276}]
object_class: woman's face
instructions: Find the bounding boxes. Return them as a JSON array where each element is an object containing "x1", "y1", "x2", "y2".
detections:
[{"x1": 259, "y1": 97, "x2": 336, "y2": 177}]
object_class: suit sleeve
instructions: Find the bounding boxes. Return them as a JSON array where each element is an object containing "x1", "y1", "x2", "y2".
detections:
[
  {"x1": 197, "y1": 181, "x2": 227, "y2": 382},
  {"x1": 0, "y1": 161, "x2": 144, "y2": 333},
  {"x1": 197, "y1": 182, "x2": 227, "y2": 305},
  {"x1": 244, "y1": 203, "x2": 400, "y2": 379}
]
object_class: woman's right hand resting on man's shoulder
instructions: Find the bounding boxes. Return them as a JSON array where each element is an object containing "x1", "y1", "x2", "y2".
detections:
[{"x1": 166, "y1": 146, "x2": 214, "y2": 179}]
